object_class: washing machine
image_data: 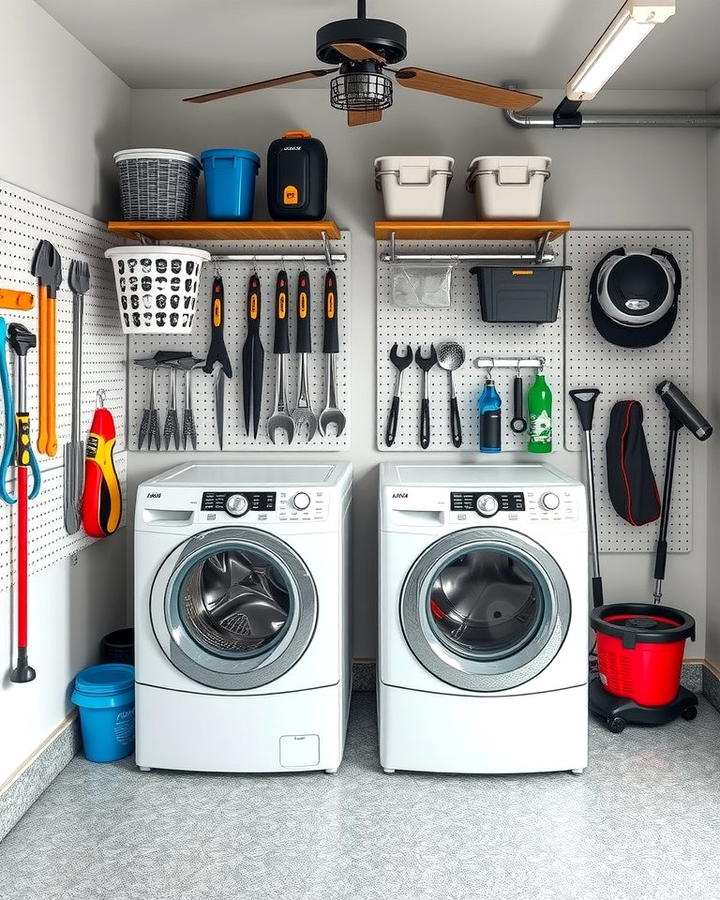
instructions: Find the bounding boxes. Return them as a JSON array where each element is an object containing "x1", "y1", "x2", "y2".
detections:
[
  {"x1": 134, "y1": 462, "x2": 352, "y2": 773},
  {"x1": 379, "y1": 463, "x2": 588, "y2": 775}
]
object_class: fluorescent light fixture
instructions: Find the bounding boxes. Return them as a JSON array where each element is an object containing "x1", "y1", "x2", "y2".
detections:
[{"x1": 566, "y1": 1, "x2": 675, "y2": 101}]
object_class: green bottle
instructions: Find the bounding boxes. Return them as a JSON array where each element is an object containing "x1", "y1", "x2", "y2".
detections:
[{"x1": 528, "y1": 373, "x2": 552, "y2": 453}]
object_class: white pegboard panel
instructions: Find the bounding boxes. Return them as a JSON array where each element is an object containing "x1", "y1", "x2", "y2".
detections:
[
  {"x1": 0, "y1": 179, "x2": 128, "y2": 584},
  {"x1": 564, "y1": 230, "x2": 693, "y2": 554},
  {"x1": 376, "y1": 240, "x2": 565, "y2": 451},
  {"x1": 128, "y1": 233, "x2": 351, "y2": 451}
]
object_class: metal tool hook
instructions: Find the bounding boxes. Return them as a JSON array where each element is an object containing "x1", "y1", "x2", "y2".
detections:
[{"x1": 96, "y1": 389, "x2": 106, "y2": 408}]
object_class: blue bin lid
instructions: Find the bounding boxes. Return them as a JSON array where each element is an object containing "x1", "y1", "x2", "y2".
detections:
[
  {"x1": 74, "y1": 663, "x2": 134, "y2": 696},
  {"x1": 201, "y1": 148, "x2": 260, "y2": 166}
]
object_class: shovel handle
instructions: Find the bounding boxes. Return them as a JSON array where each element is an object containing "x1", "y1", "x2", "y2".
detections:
[
  {"x1": 46, "y1": 296, "x2": 57, "y2": 456},
  {"x1": 569, "y1": 388, "x2": 601, "y2": 433},
  {"x1": 37, "y1": 286, "x2": 48, "y2": 454}
]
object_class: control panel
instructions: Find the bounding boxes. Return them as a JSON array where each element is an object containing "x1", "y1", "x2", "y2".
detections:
[
  {"x1": 201, "y1": 491, "x2": 276, "y2": 517},
  {"x1": 277, "y1": 489, "x2": 328, "y2": 522},
  {"x1": 451, "y1": 492, "x2": 525, "y2": 518},
  {"x1": 447, "y1": 488, "x2": 579, "y2": 523}
]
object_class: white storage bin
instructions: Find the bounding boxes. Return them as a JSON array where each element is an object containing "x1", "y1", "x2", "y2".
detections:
[
  {"x1": 375, "y1": 156, "x2": 454, "y2": 219},
  {"x1": 466, "y1": 156, "x2": 551, "y2": 220},
  {"x1": 105, "y1": 245, "x2": 211, "y2": 334}
]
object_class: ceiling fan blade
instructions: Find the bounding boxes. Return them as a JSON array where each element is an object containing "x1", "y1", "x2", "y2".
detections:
[
  {"x1": 394, "y1": 67, "x2": 541, "y2": 111},
  {"x1": 347, "y1": 108, "x2": 383, "y2": 126},
  {"x1": 183, "y1": 69, "x2": 337, "y2": 103},
  {"x1": 331, "y1": 42, "x2": 385, "y2": 63}
]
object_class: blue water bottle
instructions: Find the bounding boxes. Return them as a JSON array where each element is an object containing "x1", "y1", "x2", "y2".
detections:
[{"x1": 478, "y1": 376, "x2": 502, "y2": 453}]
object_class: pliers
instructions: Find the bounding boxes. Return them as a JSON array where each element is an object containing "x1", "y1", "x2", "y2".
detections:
[{"x1": 0, "y1": 317, "x2": 40, "y2": 503}]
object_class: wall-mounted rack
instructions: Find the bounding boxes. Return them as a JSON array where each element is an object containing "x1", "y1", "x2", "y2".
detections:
[
  {"x1": 108, "y1": 221, "x2": 346, "y2": 265},
  {"x1": 376, "y1": 220, "x2": 570, "y2": 265},
  {"x1": 473, "y1": 357, "x2": 545, "y2": 370}
]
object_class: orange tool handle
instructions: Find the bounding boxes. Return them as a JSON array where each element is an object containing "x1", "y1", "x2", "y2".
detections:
[
  {"x1": 0, "y1": 289, "x2": 34, "y2": 311},
  {"x1": 46, "y1": 297, "x2": 57, "y2": 456},
  {"x1": 37, "y1": 286, "x2": 48, "y2": 455}
]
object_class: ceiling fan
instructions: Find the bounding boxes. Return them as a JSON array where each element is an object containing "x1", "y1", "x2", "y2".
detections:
[{"x1": 184, "y1": 0, "x2": 541, "y2": 126}]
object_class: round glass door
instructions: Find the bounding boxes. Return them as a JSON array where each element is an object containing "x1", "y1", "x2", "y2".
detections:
[
  {"x1": 401, "y1": 528, "x2": 571, "y2": 692},
  {"x1": 151, "y1": 527, "x2": 317, "y2": 690}
]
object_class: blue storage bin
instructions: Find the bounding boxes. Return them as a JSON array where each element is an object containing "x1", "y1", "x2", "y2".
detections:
[
  {"x1": 71, "y1": 664, "x2": 135, "y2": 763},
  {"x1": 201, "y1": 148, "x2": 260, "y2": 220}
]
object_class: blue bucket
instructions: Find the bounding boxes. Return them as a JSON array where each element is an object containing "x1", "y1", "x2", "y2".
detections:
[
  {"x1": 71, "y1": 664, "x2": 135, "y2": 763},
  {"x1": 201, "y1": 148, "x2": 260, "y2": 220}
]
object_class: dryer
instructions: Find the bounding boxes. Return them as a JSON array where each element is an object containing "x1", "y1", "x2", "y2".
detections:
[
  {"x1": 379, "y1": 463, "x2": 588, "y2": 775},
  {"x1": 135, "y1": 462, "x2": 352, "y2": 774}
]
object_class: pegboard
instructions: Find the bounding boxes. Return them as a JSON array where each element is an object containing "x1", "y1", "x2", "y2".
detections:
[
  {"x1": 0, "y1": 179, "x2": 128, "y2": 587},
  {"x1": 376, "y1": 240, "x2": 566, "y2": 451},
  {"x1": 128, "y1": 233, "x2": 351, "y2": 451},
  {"x1": 564, "y1": 230, "x2": 693, "y2": 554}
]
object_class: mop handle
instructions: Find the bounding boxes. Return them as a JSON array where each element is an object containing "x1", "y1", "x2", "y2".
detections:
[{"x1": 569, "y1": 389, "x2": 603, "y2": 608}]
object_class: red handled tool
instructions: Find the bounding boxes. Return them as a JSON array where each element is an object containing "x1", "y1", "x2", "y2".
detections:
[
  {"x1": 81, "y1": 392, "x2": 121, "y2": 538},
  {"x1": 7, "y1": 323, "x2": 41, "y2": 683}
]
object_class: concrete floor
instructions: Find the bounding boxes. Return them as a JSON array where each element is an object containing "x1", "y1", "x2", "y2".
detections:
[{"x1": 1, "y1": 693, "x2": 720, "y2": 900}]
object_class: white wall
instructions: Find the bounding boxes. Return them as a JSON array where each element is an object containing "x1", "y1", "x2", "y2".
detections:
[
  {"x1": 0, "y1": 0, "x2": 130, "y2": 785},
  {"x1": 706, "y1": 80, "x2": 720, "y2": 669},
  {"x1": 127, "y1": 86, "x2": 710, "y2": 660}
]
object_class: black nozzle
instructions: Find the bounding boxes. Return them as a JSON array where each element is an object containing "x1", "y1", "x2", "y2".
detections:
[
  {"x1": 8, "y1": 323, "x2": 36, "y2": 356},
  {"x1": 656, "y1": 381, "x2": 712, "y2": 441}
]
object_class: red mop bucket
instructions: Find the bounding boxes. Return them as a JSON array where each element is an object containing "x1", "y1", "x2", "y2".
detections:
[{"x1": 591, "y1": 604, "x2": 695, "y2": 707}]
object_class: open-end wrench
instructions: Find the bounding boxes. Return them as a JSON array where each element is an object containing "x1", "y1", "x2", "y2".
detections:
[
  {"x1": 386, "y1": 343, "x2": 413, "y2": 447},
  {"x1": 267, "y1": 271, "x2": 294, "y2": 445},
  {"x1": 415, "y1": 345, "x2": 438, "y2": 450}
]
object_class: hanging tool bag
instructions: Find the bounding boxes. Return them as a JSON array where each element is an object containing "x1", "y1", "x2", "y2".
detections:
[{"x1": 605, "y1": 400, "x2": 660, "y2": 525}]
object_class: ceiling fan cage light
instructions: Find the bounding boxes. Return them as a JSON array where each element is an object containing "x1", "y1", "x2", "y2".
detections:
[{"x1": 330, "y1": 71, "x2": 393, "y2": 110}]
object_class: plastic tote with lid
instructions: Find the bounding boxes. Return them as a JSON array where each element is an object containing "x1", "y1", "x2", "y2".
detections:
[
  {"x1": 201, "y1": 148, "x2": 260, "y2": 220},
  {"x1": 466, "y1": 156, "x2": 551, "y2": 220},
  {"x1": 71, "y1": 663, "x2": 135, "y2": 762},
  {"x1": 375, "y1": 156, "x2": 454, "y2": 219}
]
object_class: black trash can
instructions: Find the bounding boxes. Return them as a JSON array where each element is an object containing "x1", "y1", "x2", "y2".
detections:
[{"x1": 100, "y1": 628, "x2": 134, "y2": 665}]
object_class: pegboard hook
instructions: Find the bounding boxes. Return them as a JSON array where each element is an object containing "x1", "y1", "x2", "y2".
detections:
[
  {"x1": 321, "y1": 231, "x2": 333, "y2": 268},
  {"x1": 96, "y1": 389, "x2": 106, "y2": 408}
]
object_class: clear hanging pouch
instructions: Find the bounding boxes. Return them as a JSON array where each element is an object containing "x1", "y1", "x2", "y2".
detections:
[{"x1": 390, "y1": 262, "x2": 454, "y2": 309}]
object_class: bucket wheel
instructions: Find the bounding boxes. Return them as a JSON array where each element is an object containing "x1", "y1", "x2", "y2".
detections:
[{"x1": 607, "y1": 716, "x2": 626, "y2": 734}]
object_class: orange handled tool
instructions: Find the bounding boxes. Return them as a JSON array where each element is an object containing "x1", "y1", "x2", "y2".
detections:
[
  {"x1": 31, "y1": 241, "x2": 62, "y2": 456},
  {"x1": 81, "y1": 393, "x2": 121, "y2": 538},
  {"x1": 0, "y1": 289, "x2": 34, "y2": 311}
]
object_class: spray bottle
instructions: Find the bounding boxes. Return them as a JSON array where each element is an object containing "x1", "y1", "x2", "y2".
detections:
[
  {"x1": 528, "y1": 368, "x2": 552, "y2": 453},
  {"x1": 478, "y1": 372, "x2": 501, "y2": 453}
]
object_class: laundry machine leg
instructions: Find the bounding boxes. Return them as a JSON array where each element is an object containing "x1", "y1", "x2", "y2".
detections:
[
  {"x1": 324, "y1": 767, "x2": 338, "y2": 775},
  {"x1": 139, "y1": 766, "x2": 152, "y2": 773},
  {"x1": 383, "y1": 767, "x2": 396, "y2": 774},
  {"x1": 570, "y1": 768, "x2": 585, "y2": 776}
]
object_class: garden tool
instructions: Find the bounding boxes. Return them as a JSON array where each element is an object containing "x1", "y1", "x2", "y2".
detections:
[
  {"x1": 437, "y1": 341, "x2": 465, "y2": 448},
  {"x1": 63, "y1": 259, "x2": 90, "y2": 533},
  {"x1": 242, "y1": 272, "x2": 264, "y2": 438},
  {"x1": 177, "y1": 356, "x2": 203, "y2": 450},
  {"x1": 203, "y1": 276, "x2": 232, "y2": 449},
  {"x1": 32, "y1": 240, "x2": 62, "y2": 456}
]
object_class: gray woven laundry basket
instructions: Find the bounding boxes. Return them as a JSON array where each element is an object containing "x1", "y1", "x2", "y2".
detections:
[{"x1": 114, "y1": 148, "x2": 201, "y2": 220}]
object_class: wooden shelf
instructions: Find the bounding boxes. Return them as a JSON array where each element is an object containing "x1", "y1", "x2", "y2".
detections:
[
  {"x1": 374, "y1": 220, "x2": 571, "y2": 242},
  {"x1": 107, "y1": 220, "x2": 342, "y2": 241}
]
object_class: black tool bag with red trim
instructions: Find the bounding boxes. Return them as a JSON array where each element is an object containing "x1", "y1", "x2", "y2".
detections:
[{"x1": 605, "y1": 400, "x2": 661, "y2": 525}]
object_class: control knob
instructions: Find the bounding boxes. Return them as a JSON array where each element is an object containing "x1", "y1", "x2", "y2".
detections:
[
  {"x1": 225, "y1": 494, "x2": 249, "y2": 517},
  {"x1": 292, "y1": 491, "x2": 311, "y2": 511},
  {"x1": 540, "y1": 492, "x2": 560, "y2": 511},
  {"x1": 475, "y1": 494, "x2": 499, "y2": 518}
]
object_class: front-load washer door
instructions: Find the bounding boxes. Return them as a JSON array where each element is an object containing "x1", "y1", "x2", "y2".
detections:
[
  {"x1": 150, "y1": 527, "x2": 317, "y2": 690},
  {"x1": 400, "y1": 527, "x2": 571, "y2": 692}
]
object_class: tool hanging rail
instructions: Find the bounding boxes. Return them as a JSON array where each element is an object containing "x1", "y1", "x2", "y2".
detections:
[
  {"x1": 473, "y1": 357, "x2": 545, "y2": 370},
  {"x1": 380, "y1": 230, "x2": 556, "y2": 264}
]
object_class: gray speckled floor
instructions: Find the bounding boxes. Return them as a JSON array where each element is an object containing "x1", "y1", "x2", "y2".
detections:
[{"x1": 2, "y1": 693, "x2": 720, "y2": 900}]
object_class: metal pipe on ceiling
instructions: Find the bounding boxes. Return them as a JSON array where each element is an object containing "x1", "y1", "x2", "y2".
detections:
[{"x1": 504, "y1": 107, "x2": 720, "y2": 129}]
